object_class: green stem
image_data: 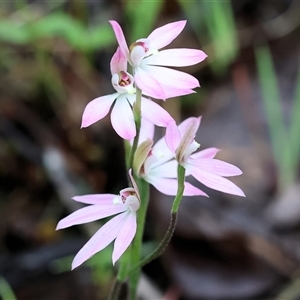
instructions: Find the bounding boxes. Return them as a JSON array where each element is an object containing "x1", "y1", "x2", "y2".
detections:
[
  {"x1": 108, "y1": 279, "x2": 123, "y2": 300},
  {"x1": 128, "y1": 177, "x2": 150, "y2": 300},
  {"x1": 128, "y1": 87, "x2": 142, "y2": 170},
  {"x1": 171, "y1": 165, "x2": 186, "y2": 213},
  {"x1": 115, "y1": 87, "x2": 146, "y2": 299},
  {"x1": 128, "y1": 165, "x2": 186, "y2": 274},
  {"x1": 129, "y1": 212, "x2": 178, "y2": 274}
]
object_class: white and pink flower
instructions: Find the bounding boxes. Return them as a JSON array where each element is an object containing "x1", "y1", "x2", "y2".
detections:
[
  {"x1": 56, "y1": 171, "x2": 140, "y2": 268},
  {"x1": 81, "y1": 47, "x2": 174, "y2": 140},
  {"x1": 109, "y1": 20, "x2": 207, "y2": 100},
  {"x1": 165, "y1": 117, "x2": 245, "y2": 196}
]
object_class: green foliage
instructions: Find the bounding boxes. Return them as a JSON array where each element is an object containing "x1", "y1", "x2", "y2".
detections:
[
  {"x1": 88, "y1": 244, "x2": 114, "y2": 285},
  {"x1": 0, "y1": 276, "x2": 16, "y2": 300},
  {"x1": 256, "y1": 46, "x2": 300, "y2": 190},
  {"x1": 125, "y1": 0, "x2": 163, "y2": 42},
  {"x1": 0, "y1": 12, "x2": 115, "y2": 52},
  {"x1": 179, "y1": 0, "x2": 238, "y2": 74}
]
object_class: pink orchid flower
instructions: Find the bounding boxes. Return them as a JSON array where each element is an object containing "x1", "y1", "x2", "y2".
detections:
[
  {"x1": 81, "y1": 47, "x2": 174, "y2": 140},
  {"x1": 165, "y1": 117, "x2": 245, "y2": 197},
  {"x1": 134, "y1": 119, "x2": 207, "y2": 196},
  {"x1": 56, "y1": 171, "x2": 140, "y2": 268},
  {"x1": 109, "y1": 20, "x2": 207, "y2": 100}
]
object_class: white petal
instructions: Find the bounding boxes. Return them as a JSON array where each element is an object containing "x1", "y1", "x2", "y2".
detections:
[
  {"x1": 72, "y1": 194, "x2": 116, "y2": 205},
  {"x1": 141, "y1": 97, "x2": 174, "y2": 127},
  {"x1": 187, "y1": 158, "x2": 243, "y2": 177},
  {"x1": 111, "y1": 95, "x2": 136, "y2": 140},
  {"x1": 72, "y1": 212, "x2": 128, "y2": 269},
  {"x1": 56, "y1": 204, "x2": 126, "y2": 230},
  {"x1": 112, "y1": 212, "x2": 137, "y2": 264},
  {"x1": 81, "y1": 94, "x2": 117, "y2": 128},
  {"x1": 187, "y1": 165, "x2": 245, "y2": 197},
  {"x1": 149, "y1": 160, "x2": 178, "y2": 178},
  {"x1": 147, "y1": 20, "x2": 186, "y2": 49},
  {"x1": 145, "y1": 176, "x2": 206, "y2": 196},
  {"x1": 145, "y1": 48, "x2": 207, "y2": 67},
  {"x1": 190, "y1": 148, "x2": 219, "y2": 160}
]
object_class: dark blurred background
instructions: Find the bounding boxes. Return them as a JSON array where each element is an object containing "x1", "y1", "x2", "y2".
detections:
[{"x1": 1, "y1": 0, "x2": 300, "y2": 299}]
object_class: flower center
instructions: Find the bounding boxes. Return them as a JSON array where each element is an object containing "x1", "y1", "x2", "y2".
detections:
[
  {"x1": 118, "y1": 71, "x2": 132, "y2": 87},
  {"x1": 121, "y1": 190, "x2": 136, "y2": 203},
  {"x1": 129, "y1": 41, "x2": 149, "y2": 53}
]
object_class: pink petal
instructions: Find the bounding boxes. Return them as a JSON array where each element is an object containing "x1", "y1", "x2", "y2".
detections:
[
  {"x1": 178, "y1": 116, "x2": 201, "y2": 137},
  {"x1": 146, "y1": 176, "x2": 206, "y2": 196},
  {"x1": 162, "y1": 87, "x2": 196, "y2": 99},
  {"x1": 56, "y1": 204, "x2": 126, "y2": 230},
  {"x1": 187, "y1": 165, "x2": 245, "y2": 197},
  {"x1": 112, "y1": 212, "x2": 137, "y2": 264},
  {"x1": 72, "y1": 194, "x2": 116, "y2": 205},
  {"x1": 81, "y1": 94, "x2": 117, "y2": 128},
  {"x1": 147, "y1": 20, "x2": 186, "y2": 50},
  {"x1": 184, "y1": 182, "x2": 208, "y2": 197},
  {"x1": 111, "y1": 95, "x2": 136, "y2": 140},
  {"x1": 141, "y1": 65, "x2": 199, "y2": 90},
  {"x1": 110, "y1": 47, "x2": 127, "y2": 75},
  {"x1": 130, "y1": 45, "x2": 146, "y2": 66},
  {"x1": 138, "y1": 118, "x2": 155, "y2": 143},
  {"x1": 176, "y1": 117, "x2": 201, "y2": 162},
  {"x1": 190, "y1": 148, "x2": 220, "y2": 160},
  {"x1": 165, "y1": 121, "x2": 181, "y2": 153},
  {"x1": 72, "y1": 212, "x2": 128, "y2": 269},
  {"x1": 188, "y1": 158, "x2": 243, "y2": 177},
  {"x1": 144, "y1": 49, "x2": 207, "y2": 67},
  {"x1": 109, "y1": 21, "x2": 129, "y2": 59},
  {"x1": 141, "y1": 97, "x2": 174, "y2": 127},
  {"x1": 134, "y1": 67, "x2": 166, "y2": 99}
]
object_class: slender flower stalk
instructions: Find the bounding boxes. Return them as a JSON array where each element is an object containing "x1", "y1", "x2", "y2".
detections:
[
  {"x1": 128, "y1": 165, "x2": 185, "y2": 275},
  {"x1": 128, "y1": 87, "x2": 143, "y2": 170}
]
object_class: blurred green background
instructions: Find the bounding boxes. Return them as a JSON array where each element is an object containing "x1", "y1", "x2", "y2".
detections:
[{"x1": 1, "y1": 1, "x2": 300, "y2": 299}]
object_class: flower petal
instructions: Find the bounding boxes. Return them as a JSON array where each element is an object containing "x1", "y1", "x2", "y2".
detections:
[
  {"x1": 147, "y1": 20, "x2": 186, "y2": 50},
  {"x1": 109, "y1": 21, "x2": 129, "y2": 59},
  {"x1": 56, "y1": 204, "x2": 127, "y2": 230},
  {"x1": 187, "y1": 165, "x2": 245, "y2": 197},
  {"x1": 149, "y1": 159, "x2": 178, "y2": 178},
  {"x1": 184, "y1": 182, "x2": 208, "y2": 197},
  {"x1": 141, "y1": 65, "x2": 199, "y2": 91},
  {"x1": 141, "y1": 97, "x2": 174, "y2": 127},
  {"x1": 161, "y1": 87, "x2": 196, "y2": 99},
  {"x1": 165, "y1": 121, "x2": 181, "y2": 153},
  {"x1": 145, "y1": 49, "x2": 207, "y2": 67},
  {"x1": 72, "y1": 194, "x2": 116, "y2": 205},
  {"x1": 134, "y1": 66, "x2": 166, "y2": 99},
  {"x1": 112, "y1": 212, "x2": 137, "y2": 264},
  {"x1": 188, "y1": 158, "x2": 243, "y2": 177},
  {"x1": 190, "y1": 148, "x2": 219, "y2": 160},
  {"x1": 138, "y1": 118, "x2": 155, "y2": 143},
  {"x1": 145, "y1": 176, "x2": 207, "y2": 196},
  {"x1": 72, "y1": 212, "x2": 128, "y2": 269},
  {"x1": 81, "y1": 94, "x2": 117, "y2": 128},
  {"x1": 111, "y1": 95, "x2": 136, "y2": 140},
  {"x1": 178, "y1": 116, "x2": 201, "y2": 137},
  {"x1": 110, "y1": 47, "x2": 127, "y2": 75},
  {"x1": 130, "y1": 45, "x2": 146, "y2": 67},
  {"x1": 176, "y1": 117, "x2": 200, "y2": 163}
]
